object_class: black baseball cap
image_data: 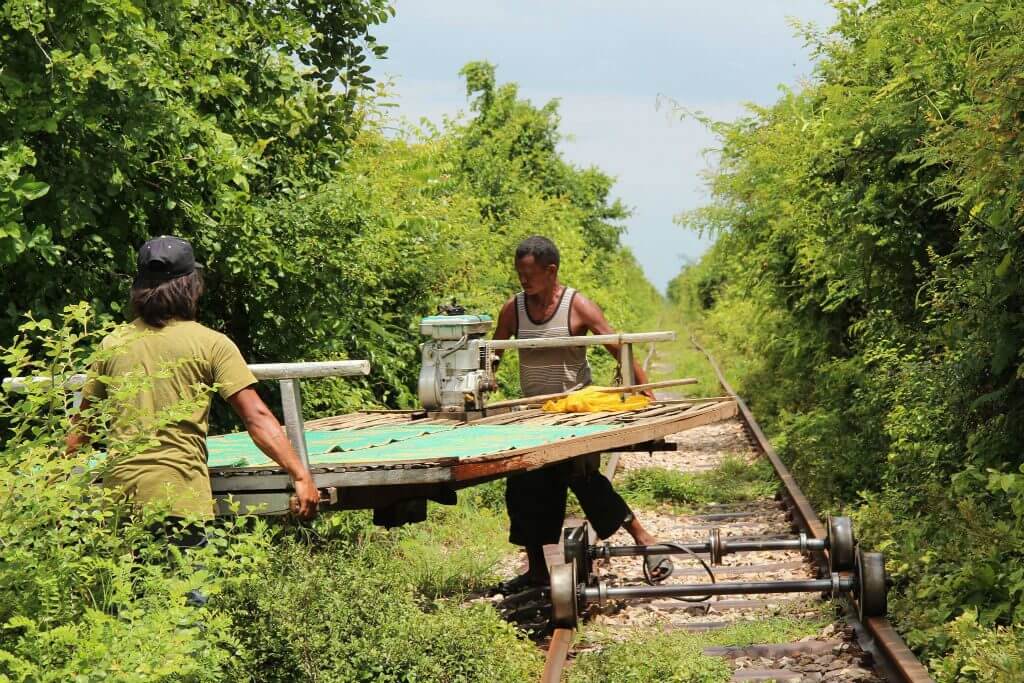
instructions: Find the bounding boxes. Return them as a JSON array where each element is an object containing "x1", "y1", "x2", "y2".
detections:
[{"x1": 134, "y1": 235, "x2": 200, "y2": 286}]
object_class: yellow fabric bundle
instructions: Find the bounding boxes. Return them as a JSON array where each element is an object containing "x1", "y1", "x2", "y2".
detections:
[{"x1": 541, "y1": 385, "x2": 652, "y2": 413}]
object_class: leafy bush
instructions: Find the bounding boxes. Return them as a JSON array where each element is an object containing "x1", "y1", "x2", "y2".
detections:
[
  {"x1": 219, "y1": 535, "x2": 541, "y2": 682},
  {"x1": 1, "y1": 4, "x2": 668, "y2": 680},
  {"x1": 0, "y1": 307, "x2": 271, "y2": 681},
  {"x1": 673, "y1": 0, "x2": 1024, "y2": 676},
  {"x1": 392, "y1": 502, "x2": 512, "y2": 600},
  {"x1": 932, "y1": 612, "x2": 1024, "y2": 683},
  {"x1": 0, "y1": 309, "x2": 544, "y2": 681}
]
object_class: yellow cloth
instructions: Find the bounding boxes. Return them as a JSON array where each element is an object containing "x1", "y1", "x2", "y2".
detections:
[
  {"x1": 82, "y1": 318, "x2": 257, "y2": 518},
  {"x1": 541, "y1": 385, "x2": 651, "y2": 413}
]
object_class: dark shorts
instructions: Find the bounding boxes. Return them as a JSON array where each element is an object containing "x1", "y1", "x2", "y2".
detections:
[
  {"x1": 505, "y1": 454, "x2": 631, "y2": 547},
  {"x1": 147, "y1": 517, "x2": 208, "y2": 550}
]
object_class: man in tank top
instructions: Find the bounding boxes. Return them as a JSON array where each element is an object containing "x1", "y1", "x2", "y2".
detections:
[{"x1": 491, "y1": 236, "x2": 673, "y2": 592}]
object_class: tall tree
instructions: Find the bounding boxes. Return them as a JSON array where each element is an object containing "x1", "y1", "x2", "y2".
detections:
[{"x1": 0, "y1": 0, "x2": 391, "y2": 342}]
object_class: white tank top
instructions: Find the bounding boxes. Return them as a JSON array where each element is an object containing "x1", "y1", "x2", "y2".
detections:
[{"x1": 516, "y1": 287, "x2": 592, "y2": 397}]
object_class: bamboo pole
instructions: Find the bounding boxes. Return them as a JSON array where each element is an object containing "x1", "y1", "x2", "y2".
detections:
[
  {"x1": 485, "y1": 378, "x2": 699, "y2": 410},
  {"x1": 487, "y1": 331, "x2": 675, "y2": 351}
]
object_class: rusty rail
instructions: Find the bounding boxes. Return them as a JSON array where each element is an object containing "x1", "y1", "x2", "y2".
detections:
[
  {"x1": 541, "y1": 628, "x2": 573, "y2": 683},
  {"x1": 691, "y1": 335, "x2": 934, "y2": 683}
]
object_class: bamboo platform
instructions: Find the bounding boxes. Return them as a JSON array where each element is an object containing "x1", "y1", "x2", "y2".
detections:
[{"x1": 209, "y1": 399, "x2": 738, "y2": 516}]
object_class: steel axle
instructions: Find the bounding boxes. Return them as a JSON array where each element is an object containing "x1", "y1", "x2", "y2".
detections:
[
  {"x1": 553, "y1": 523, "x2": 887, "y2": 629},
  {"x1": 593, "y1": 535, "x2": 825, "y2": 558},
  {"x1": 564, "y1": 516, "x2": 856, "y2": 579},
  {"x1": 582, "y1": 575, "x2": 851, "y2": 605}
]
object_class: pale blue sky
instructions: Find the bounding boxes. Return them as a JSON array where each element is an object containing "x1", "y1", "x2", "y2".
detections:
[{"x1": 373, "y1": 1, "x2": 836, "y2": 291}]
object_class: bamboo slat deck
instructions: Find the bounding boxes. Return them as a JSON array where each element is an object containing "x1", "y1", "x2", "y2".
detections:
[{"x1": 209, "y1": 399, "x2": 738, "y2": 514}]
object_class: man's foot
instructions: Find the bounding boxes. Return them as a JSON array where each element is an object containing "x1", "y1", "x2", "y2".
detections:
[
  {"x1": 643, "y1": 554, "x2": 674, "y2": 583},
  {"x1": 495, "y1": 572, "x2": 548, "y2": 596}
]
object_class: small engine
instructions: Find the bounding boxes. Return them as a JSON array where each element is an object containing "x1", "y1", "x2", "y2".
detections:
[{"x1": 417, "y1": 303, "x2": 497, "y2": 414}]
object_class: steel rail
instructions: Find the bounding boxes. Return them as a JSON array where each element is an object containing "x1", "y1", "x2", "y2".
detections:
[
  {"x1": 691, "y1": 335, "x2": 934, "y2": 683},
  {"x1": 540, "y1": 628, "x2": 573, "y2": 683}
]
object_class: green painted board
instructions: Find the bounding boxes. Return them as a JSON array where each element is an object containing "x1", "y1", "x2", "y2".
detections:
[
  {"x1": 207, "y1": 423, "x2": 614, "y2": 469},
  {"x1": 207, "y1": 424, "x2": 455, "y2": 468}
]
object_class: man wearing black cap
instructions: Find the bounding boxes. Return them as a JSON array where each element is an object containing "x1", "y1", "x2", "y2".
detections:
[{"x1": 70, "y1": 236, "x2": 319, "y2": 526}]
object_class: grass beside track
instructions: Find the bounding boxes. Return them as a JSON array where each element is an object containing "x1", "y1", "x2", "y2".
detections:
[
  {"x1": 220, "y1": 488, "x2": 543, "y2": 682},
  {"x1": 618, "y1": 456, "x2": 779, "y2": 512}
]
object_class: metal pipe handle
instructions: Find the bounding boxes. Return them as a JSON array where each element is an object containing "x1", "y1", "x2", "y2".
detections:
[
  {"x1": 3, "y1": 359, "x2": 372, "y2": 393},
  {"x1": 487, "y1": 331, "x2": 675, "y2": 351}
]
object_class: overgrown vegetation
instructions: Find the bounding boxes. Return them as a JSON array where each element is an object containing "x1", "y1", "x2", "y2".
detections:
[
  {"x1": 672, "y1": 0, "x2": 1024, "y2": 677},
  {"x1": 0, "y1": 3, "x2": 664, "y2": 680},
  {"x1": 221, "y1": 506, "x2": 539, "y2": 683},
  {"x1": 0, "y1": 1, "x2": 661, "y2": 418},
  {"x1": 0, "y1": 308, "x2": 540, "y2": 681},
  {"x1": 568, "y1": 616, "x2": 827, "y2": 683},
  {"x1": 618, "y1": 457, "x2": 777, "y2": 511}
]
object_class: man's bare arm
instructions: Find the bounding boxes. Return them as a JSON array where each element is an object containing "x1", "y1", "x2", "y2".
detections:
[
  {"x1": 572, "y1": 294, "x2": 652, "y2": 392},
  {"x1": 227, "y1": 387, "x2": 319, "y2": 519}
]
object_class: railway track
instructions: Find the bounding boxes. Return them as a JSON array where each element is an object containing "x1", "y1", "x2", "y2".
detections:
[{"x1": 529, "y1": 341, "x2": 934, "y2": 683}]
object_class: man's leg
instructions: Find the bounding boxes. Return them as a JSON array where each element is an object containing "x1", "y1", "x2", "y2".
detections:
[
  {"x1": 505, "y1": 467, "x2": 569, "y2": 587},
  {"x1": 568, "y1": 462, "x2": 672, "y2": 580},
  {"x1": 148, "y1": 517, "x2": 210, "y2": 606}
]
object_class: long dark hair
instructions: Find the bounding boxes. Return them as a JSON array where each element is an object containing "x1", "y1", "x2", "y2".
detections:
[{"x1": 130, "y1": 270, "x2": 205, "y2": 328}]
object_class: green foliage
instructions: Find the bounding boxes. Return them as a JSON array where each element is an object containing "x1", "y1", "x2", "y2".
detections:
[
  {"x1": 1, "y1": 1, "x2": 660, "y2": 418},
  {"x1": 0, "y1": 309, "x2": 543, "y2": 681},
  {"x1": 392, "y1": 501, "x2": 512, "y2": 600},
  {"x1": 568, "y1": 616, "x2": 824, "y2": 683},
  {"x1": 1, "y1": 5, "x2": 668, "y2": 680},
  {"x1": 674, "y1": 0, "x2": 1024, "y2": 677},
  {"x1": 0, "y1": 307, "x2": 271, "y2": 681},
  {"x1": 220, "y1": 537, "x2": 541, "y2": 683},
  {"x1": 0, "y1": 0, "x2": 389, "y2": 336},
  {"x1": 618, "y1": 457, "x2": 777, "y2": 511},
  {"x1": 932, "y1": 611, "x2": 1024, "y2": 683}
]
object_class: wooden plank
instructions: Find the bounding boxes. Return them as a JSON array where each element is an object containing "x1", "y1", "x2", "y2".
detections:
[
  {"x1": 530, "y1": 412, "x2": 578, "y2": 426},
  {"x1": 704, "y1": 641, "x2": 842, "y2": 658},
  {"x1": 346, "y1": 414, "x2": 414, "y2": 429},
  {"x1": 558, "y1": 411, "x2": 619, "y2": 425},
  {"x1": 620, "y1": 403, "x2": 703, "y2": 422},
  {"x1": 306, "y1": 412, "x2": 413, "y2": 430},
  {"x1": 731, "y1": 670, "x2": 802, "y2": 682},
  {"x1": 451, "y1": 401, "x2": 737, "y2": 480},
  {"x1": 472, "y1": 408, "x2": 545, "y2": 425},
  {"x1": 213, "y1": 401, "x2": 738, "y2": 494},
  {"x1": 303, "y1": 413, "x2": 367, "y2": 430}
]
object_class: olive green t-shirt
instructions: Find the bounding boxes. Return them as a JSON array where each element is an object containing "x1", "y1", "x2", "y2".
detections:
[{"x1": 81, "y1": 319, "x2": 257, "y2": 518}]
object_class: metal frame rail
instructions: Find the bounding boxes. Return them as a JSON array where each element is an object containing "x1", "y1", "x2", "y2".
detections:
[
  {"x1": 2, "y1": 360, "x2": 371, "y2": 471},
  {"x1": 691, "y1": 336, "x2": 934, "y2": 683}
]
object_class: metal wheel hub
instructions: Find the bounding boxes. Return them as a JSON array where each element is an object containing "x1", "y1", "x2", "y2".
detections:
[
  {"x1": 549, "y1": 562, "x2": 579, "y2": 629},
  {"x1": 827, "y1": 515, "x2": 855, "y2": 573}
]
